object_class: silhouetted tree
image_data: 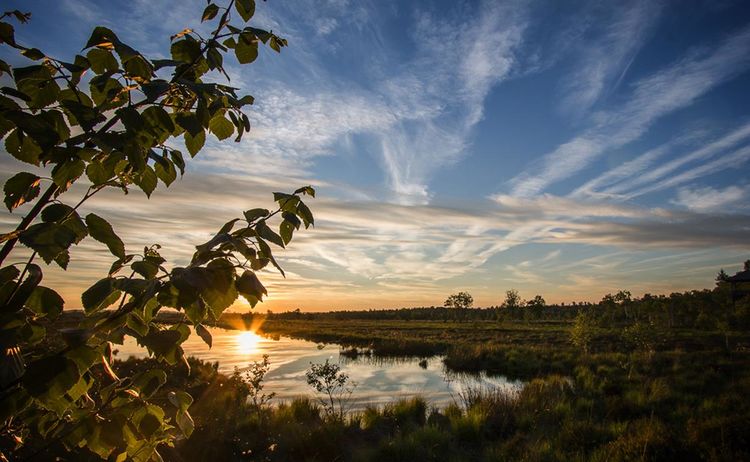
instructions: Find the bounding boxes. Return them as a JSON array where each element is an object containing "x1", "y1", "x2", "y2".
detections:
[
  {"x1": 444, "y1": 291, "x2": 474, "y2": 309},
  {"x1": 502, "y1": 289, "x2": 522, "y2": 309},
  {"x1": 716, "y1": 269, "x2": 730, "y2": 285},
  {"x1": 526, "y1": 295, "x2": 546, "y2": 309}
]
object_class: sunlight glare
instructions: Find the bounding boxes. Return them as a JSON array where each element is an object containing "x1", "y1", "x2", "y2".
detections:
[{"x1": 236, "y1": 330, "x2": 261, "y2": 354}]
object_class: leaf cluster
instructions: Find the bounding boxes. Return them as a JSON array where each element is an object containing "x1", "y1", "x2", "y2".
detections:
[{"x1": 0, "y1": 2, "x2": 311, "y2": 460}]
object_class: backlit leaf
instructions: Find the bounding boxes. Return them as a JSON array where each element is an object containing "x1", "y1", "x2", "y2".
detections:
[
  {"x1": 86, "y1": 213, "x2": 125, "y2": 258},
  {"x1": 3, "y1": 172, "x2": 40, "y2": 211}
]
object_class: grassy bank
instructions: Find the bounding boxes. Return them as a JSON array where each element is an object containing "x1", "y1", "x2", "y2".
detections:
[{"x1": 47, "y1": 351, "x2": 748, "y2": 461}]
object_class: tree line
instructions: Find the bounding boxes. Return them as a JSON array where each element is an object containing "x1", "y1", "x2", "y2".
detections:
[{"x1": 262, "y1": 267, "x2": 750, "y2": 330}]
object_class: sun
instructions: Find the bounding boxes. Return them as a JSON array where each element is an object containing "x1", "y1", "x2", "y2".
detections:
[{"x1": 236, "y1": 330, "x2": 261, "y2": 354}]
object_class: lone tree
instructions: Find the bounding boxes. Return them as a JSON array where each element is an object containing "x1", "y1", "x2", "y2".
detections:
[
  {"x1": 526, "y1": 295, "x2": 546, "y2": 309},
  {"x1": 444, "y1": 291, "x2": 473, "y2": 309},
  {"x1": 0, "y1": 2, "x2": 314, "y2": 460},
  {"x1": 502, "y1": 289, "x2": 522, "y2": 308}
]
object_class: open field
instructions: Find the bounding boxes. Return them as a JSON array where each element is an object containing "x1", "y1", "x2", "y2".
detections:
[{"x1": 118, "y1": 317, "x2": 750, "y2": 461}]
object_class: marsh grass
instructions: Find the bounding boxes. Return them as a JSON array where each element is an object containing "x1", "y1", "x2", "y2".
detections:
[{"x1": 102, "y1": 353, "x2": 748, "y2": 461}]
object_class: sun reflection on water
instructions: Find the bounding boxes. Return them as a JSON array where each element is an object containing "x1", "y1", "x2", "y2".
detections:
[{"x1": 236, "y1": 331, "x2": 262, "y2": 354}]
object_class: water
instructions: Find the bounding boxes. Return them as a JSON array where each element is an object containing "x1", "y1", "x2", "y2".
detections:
[{"x1": 114, "y1": 326, "x2": 523, "y2": 410}]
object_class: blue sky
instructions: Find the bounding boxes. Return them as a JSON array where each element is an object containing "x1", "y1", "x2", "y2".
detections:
[{"x1": 2, "y1": 0, "x2": 750, "y2": 310}]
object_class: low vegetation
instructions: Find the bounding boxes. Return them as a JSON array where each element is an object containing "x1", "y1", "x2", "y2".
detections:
[
  {"x1": 19, "y1": 271, "x2": 750, "y2": 460},
  {"x1": 26, "y1": 341, "x2": 749, "y2": 461}
]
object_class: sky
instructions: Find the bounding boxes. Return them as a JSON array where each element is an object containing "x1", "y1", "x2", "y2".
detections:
[{"x1": 1, "y1": 0, "x2": 750, "y2": 311}]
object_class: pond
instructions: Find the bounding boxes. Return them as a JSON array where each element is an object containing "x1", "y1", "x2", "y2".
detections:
[{"x1": 115, "y1": 326, "x2": 523, "y2": 410}]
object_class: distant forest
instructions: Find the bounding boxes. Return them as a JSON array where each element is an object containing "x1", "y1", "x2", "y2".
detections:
[{"x1": 207, "y1": 268, "x2": 750, "y2": 331}]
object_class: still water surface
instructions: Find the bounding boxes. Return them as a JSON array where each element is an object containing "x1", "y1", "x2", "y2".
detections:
[{"x1": 115, "y1": 326, "x2": 522, "y2": 409}]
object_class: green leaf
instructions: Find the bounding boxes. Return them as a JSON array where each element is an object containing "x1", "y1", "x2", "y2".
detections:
[
  {"x1": 170, "y1": 150, "x2": 186, "y2": 175},
  {"x1": 0, "y1": 265, "x2": 20, "y2": 285},
  {"x1": 202, "y1": 4, "x2": 220, "y2": 22},
  {"x1": 26, "y1": 286, "x2": 64, "y2": 318},
  {"x1": 51, "y1": 159, "x2": 85, "y2": 192},
  {"x1": 0, "y1": 22, "x2": 17, "y2": 47},
  {"x1": 235, "y1": 38, "x2": 258, "y2": 64},
  {"x1": 140, "y1": 329, "x2": 183, "y2": 363},
  {"x1": 84, "y1": 26, "x2": 119, "y2": 49},
  {"x1": 175, "y1": 112, "x2": 202, "y2": 136},
  {"x1": 132, "y1": 260, "x2": 159, "y2": 279},
  {"x1": 19, "y1": 223, "x2": 77, "y2": 264},
  {"x1": 4, "y1": 172, "x2": 40, "y2": 211},
  {"x1": 297, "y1": 200, "x2": 314, "y2": 228},
  {"x1": 126, "y1": 312, "x2": 149, "y2": 336},
  {"x1": 208, "y1": 115, "x2": 233, "y2": 140},
  {"x1": 108, "y1": 255, "x2": 134, "y2": 276},
  {"x1": 23, "y1": 356, "x2": 80, "y2": 400},
  {"x1": 134, "y1": 165, "x2": 158, "y2": 197},
  {"x1": 176, "y1": 410, "x2": 194, "y2": 438},
  {"x1": 142, "y1": 106, "x2": 174, "y2": 135},
  {"x1": 86, "y1": 213, "x2": 126, "y2": 258},
  {"x1": 282, "y1": 211, "x2": 301, "y2": 229},
  {"x1": 54, "y1": 250, "x2": 70, "y2": 269},
  {"x1": 184, "y1": 130, "x2": 205, "y2": 157},
  {"x1": 236, "y1": 270, "x2": 267, "y2": 303},
  {"x1": 138, "y1": 408, "x2": 163, "y2": 437},
  {"x1": 13, "y1": 65, "x2": 60, "y2": 108},
  {"x1": 21, "y1": 48, "x2": 44, "y2": 61},
  {"x1": 42, "y1": 204, "x2": 88, "y2": 244},
  {"x1": 294, "y1": 185, "x2": 316, "y2": 197},
  {"x1": 243, "y1": 208, "x2": 269, "y2": 223},
  {"x1": 154, "y1": 158, "x2": 177, "y2": 186},
  {"x1": 66, "y1": 345, "x2": 101, "y2": 374},
  {"x1": 133, "y1": 369, "x2": 167, "y2": 398},
  {"x1": 4, "y1": 263, "x2": 41, "y2": 312},
  {"x1": 86, "y1": 48, "x2": 118, "y2": 74},
  {"x1": 81, "y1": 277, "x2": 119, "y2": 314},
  {"x1": 85, "y1": 161, "x2": 110, "y2": 185},
  {"x1": 123, "y1": 55, "x2": 153, "y2": 81},
  {"x1": 171, "y1": 38, "x2": 201, "y2": 63},
  {"x1": 195, "y1": 324, "x2": 212, "y2": 348},
  {"x1": 201, "y1": 259, "x2": 238, "y2": 316},
  {"x1": 238, "y1": 95, "x2": 255, "y2": 106},
  {"x1": 279, "y1": 219, "x2": 294, "y2": 245},
  {"x1": 61, "y1": 99, "x2": 105, "y2": 131},
  {"x1": 89, "y1": 76, "x2": 123, "y2": 108},
  {"x1": 235, "y1": 0, "x2": 256, "y2": 21},
  {"x1": 5, "y1": 129, "x2": 42, "y2": 165},
  {"x1": 168, "y1": 390, "x2": 193, "y2": 412},
  {"x1": 257, "y1": 237, "x2": 284, "y2": 277},
  {"x1": 219, "y1": 218, "x2": 240, "y2": 235},
  {"x1": 256, "y1": 221, "x2": 285, "y2": 248}
]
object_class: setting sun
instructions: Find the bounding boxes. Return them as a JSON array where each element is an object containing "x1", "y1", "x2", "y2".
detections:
[{"x1": 236, "y1": 331, "x2": 262, "y2": 355}]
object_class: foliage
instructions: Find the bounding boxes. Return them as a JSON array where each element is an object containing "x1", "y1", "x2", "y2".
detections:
[
  {"x1": 232, "y1": 353, "x2": 275, "y2": 418},
  {"x1": 0, "y1": 2, "x2": 314, "y2": 460},
  {"x1": 444, "y1": 291, "x2": 473, "y2": 309},
  {"x1": 92, "y1": 352, "x2": 750, "y2": 461},
  {"x1": 525, "y1": 294, "x2": 545, "y2": 309},
  {"x1": 716, "y1": 269, "x2": 730, "y2": 285},
  {"x1": 501, "y1": 289, "x2": 521, "y2": 309},
  {"x1": 570, "y1": 310, "x2": 596, "y2": 354},
  {"x1": 305, "y1": 359, "x2": 355, "y2": 420}
]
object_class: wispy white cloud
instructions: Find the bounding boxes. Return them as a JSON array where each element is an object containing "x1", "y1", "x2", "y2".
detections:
[
  {"x1": 620, "y1": 144, "x2": 750, "y2": 200},
  {"x1": 558, "y1": 0, "x2": 662, "y2": 116},
  {"x1": 596, "y1": 124, "x2": 750, "y2": 200},
  {"x1": 671, "y1": 185, "x2": 748, "y2": 213},
  {"x1": 508, "y1": 23, "x2": 750, "y2": 197},
  {"x1": 373, "y1": 1, "x2": 527, "y2": 203}
]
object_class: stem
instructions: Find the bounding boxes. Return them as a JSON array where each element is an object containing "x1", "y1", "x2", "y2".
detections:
[{"x1": 0, "y1": 183, "x2": 58, "y2": 266}]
